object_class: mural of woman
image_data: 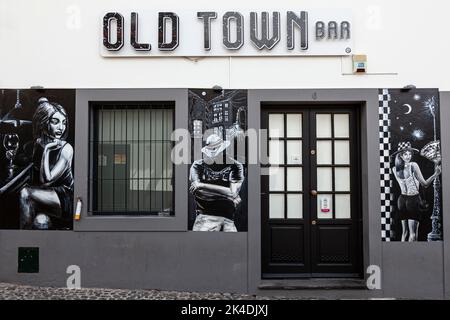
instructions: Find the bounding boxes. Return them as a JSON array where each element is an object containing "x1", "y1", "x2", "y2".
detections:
[
  {"x1": 19, "y1": 97, "x2": 74, "y2": 229},
  {"x1": 391, "y1": 141, "x2": 441, "y2": 242}
]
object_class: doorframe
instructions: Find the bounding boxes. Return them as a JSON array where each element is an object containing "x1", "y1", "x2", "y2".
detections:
[
  {"x1": 260, "y1": 105, "x2": 363, "y2": 279},
  {"x1": 246, "y1": 89, "x2": 382, "y2": 294}
]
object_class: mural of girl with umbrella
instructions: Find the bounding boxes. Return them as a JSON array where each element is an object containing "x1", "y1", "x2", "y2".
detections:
[
  {"x1": 391, "y1": 141, "x2": 441, "y2": 242},
  {"x1": 19, "y1": 97, "x2": 74, "y2": 230}
]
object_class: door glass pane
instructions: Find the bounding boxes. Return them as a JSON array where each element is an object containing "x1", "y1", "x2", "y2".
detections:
[
  {"x1": 316, "y1": 114, "x2": 332, "y2": 138},
  {"x1": 269, "y1": 140, "x2": 284, "y2": 164},
  {"x1": 269, "y1": 114, "x2": 284, "y2": 138},
  {"x1": 287, "y1": 194, "x2": 303, "y2": 219},
  {"x1": 269, "y1": 194, "x2": 284, "y2": 219},
  {"x1": 335, "y1": 194, "x2": 351, "y2": 219},
  {"x1": 269, "y1": 167, "x2": 284, "y2": 191},
  {"x1": 317, "y1": 194, "x2": 333, "y2": 219},
  {"x1": 317, "y1": 167, "x2": 333, "y2": 191},
  {"x1": 334, "y1": 114, "x2": 350, "y2": 138},
  {"x1": 317, "y1": 140, "x2": 332, "y2": 165},
  {"x1": 287, "y1": 168, "x2": 302, "y2": 191},
  {"x1": 335, "y1": 168, "x2": 351, "y2": 192},
  {"x1": 334, "y1": 141, "x2": 350, "y2": 165},
  {"x1": 286, "y1": 114, "x2": 302, "y2": 138},
  {"x1": 287, "y1": 141, "x2": 302, "y2": 164}
]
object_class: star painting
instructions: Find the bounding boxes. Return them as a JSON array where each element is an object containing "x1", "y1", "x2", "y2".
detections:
[{"x1": 390, "y1": 90, "x2": 438, "y2": 144}]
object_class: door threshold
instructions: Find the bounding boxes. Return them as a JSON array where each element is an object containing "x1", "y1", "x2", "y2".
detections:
[{"x1": 258, "y1": 278, "x2": 367, "y2": 291}]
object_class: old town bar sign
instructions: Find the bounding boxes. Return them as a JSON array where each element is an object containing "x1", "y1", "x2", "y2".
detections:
[{"x1": 101, "y1": 9, "x2": 353, "y2": 57}]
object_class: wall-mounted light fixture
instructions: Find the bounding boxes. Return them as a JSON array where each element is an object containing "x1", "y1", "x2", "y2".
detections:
[
  {"x1": 30, "y1": 86, "x2": 46, "y2": 93},
  {"x1": 212, "y1": 85, "x2": 223, "y2": 94},
  {"x1": 401, "y1": 84, "x2": 417, "y2": 92}
]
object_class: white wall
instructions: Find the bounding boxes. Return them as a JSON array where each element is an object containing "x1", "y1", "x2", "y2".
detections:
[{"x1": 1, "y1": 0, "x2": 449, "y2": 90}]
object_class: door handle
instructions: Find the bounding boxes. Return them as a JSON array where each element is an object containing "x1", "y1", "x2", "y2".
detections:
[
  {"x1": 311, "y1": 220, "x2": 317, "y2": 225},
  {"x1": 310, "y1": 190, "x2": 318, "y2": 197}
]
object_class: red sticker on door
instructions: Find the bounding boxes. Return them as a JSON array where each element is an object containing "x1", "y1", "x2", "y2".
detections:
[{"x1": 320, "y1": 197, "x2": 331, "y2": 213}]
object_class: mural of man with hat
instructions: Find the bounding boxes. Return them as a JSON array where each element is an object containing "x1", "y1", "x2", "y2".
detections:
[
  {"x1": 189, "y1": 134, "x2": 244, "y2": 232},
  {"x1": 391, "y1": 141, "x2": 441, "y2": 241}
]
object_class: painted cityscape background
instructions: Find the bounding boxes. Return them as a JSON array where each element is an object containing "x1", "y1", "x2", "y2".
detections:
[{"x1": 188, "y1": 89, "x2": 248, "y2": 232}]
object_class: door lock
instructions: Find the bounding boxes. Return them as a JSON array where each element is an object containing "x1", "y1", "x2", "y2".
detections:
[
  {"x1": 312, "y1": 220, "x2": 317, "y2": 225},
  {"x1": 310, "y1": 149, "x2": 316, "y2": 155}
]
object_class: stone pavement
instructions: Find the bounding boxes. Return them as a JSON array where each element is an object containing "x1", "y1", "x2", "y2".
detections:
[{"x1": 0, "y1": 282, "x2": 297, "y2": 300}]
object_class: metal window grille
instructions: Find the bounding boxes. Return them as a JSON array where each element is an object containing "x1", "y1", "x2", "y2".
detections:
[{"x1": 90, "y1": 102, "x2": 174, "y2": 216}]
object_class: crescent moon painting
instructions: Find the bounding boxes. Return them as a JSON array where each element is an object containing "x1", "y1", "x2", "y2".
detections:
[
  {"x1": 402, "y1": 104, "x2": 412, "y2": 114},
  {"x1": 378, "y1": 88, "x2": 443, "y2": 242}
]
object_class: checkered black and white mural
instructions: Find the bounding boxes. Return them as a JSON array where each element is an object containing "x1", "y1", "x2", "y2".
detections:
[{"x1": 379, "y1": 89, "x2": 443, "y2": 242}]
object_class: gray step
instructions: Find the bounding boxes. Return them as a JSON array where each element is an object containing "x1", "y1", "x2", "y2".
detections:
[{"x1": 258, "y1": 279, "x2": 367, "y2": 290}]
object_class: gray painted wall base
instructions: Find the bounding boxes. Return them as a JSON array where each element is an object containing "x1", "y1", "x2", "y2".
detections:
[
  {"x1": 382, "y1": 242, "x2": 444, "y2": 299},
  {"x1": 0, "y1": 230, "x2": 247, "y2": 293}
]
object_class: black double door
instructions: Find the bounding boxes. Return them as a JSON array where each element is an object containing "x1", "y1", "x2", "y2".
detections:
[{"x1": 261, "y1": 107, "x2": 362, "y2": 278}]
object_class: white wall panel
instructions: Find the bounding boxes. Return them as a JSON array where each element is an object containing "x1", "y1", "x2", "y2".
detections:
[{"x1": 0, "y1": 0, "x2": 449, "y2": 89}]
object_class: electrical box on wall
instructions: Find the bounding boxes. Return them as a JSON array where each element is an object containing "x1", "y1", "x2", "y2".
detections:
[
  {"x1": 352, "y1": 54, "x2": 367, "y2": 74},
  {"x1": 18, "y1": 247, "x2": 39, "y2": 273}
]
